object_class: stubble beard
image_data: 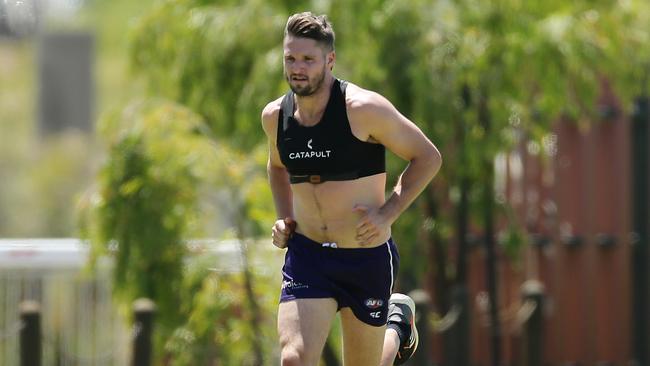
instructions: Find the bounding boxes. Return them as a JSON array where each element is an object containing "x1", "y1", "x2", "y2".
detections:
[{"x1": 286, "y1": 67, "x2": 327, "y2": 97}]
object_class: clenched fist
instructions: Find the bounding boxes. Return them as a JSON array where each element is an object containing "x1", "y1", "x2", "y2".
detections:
[{"x1": 271, "y1": 217, "x2": 297, "y2": 249}]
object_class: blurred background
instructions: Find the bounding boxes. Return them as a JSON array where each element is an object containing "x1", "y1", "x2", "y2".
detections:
[{"x1": 0, "y1": 0, "x2": 649, "y2": 365}]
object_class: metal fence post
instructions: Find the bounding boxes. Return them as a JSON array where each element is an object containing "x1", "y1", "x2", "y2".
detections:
[
  {"x1": 521, "y1": 280, "x2": 545, "y2": 366},
  {"x1": 20, "y1": 300, "x2": 41, "y2": 366},
  {"x1": 631, "y1": 96, "x2": 649, "y2": 366},
  {"x1": 407, "y1": 289, "x2": 433, "y2": 366},
  {"x1": 132, "y1": 298, "x2": 156, "y2": 366},
  {"x1": 446, "y1": 285, "x2": 470, "y2": 366}
]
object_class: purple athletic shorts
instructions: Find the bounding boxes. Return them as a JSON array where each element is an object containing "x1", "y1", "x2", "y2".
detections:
[{"x1": 279, "y1": 232, "x2": 400, "y2": 327}]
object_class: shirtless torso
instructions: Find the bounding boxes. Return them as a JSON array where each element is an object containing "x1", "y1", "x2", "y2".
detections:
[
  {"x1": 263, "y1": 80, "x2": 392, "y2": 248},
  {"x1": 291, "y1": 173, "x2": 389, "y2": 247}
]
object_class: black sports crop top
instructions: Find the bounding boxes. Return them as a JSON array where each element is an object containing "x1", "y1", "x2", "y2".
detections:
[{"x1": 277, "y1": 79, "x2": 385, "y2": 184}]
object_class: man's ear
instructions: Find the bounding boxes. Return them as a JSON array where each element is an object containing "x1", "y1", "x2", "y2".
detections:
[{"x1": 327, "y1": 51, "x2": 336, "y2": 71}]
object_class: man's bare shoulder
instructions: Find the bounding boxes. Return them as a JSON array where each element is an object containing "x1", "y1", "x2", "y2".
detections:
[
  {"x1": 261, "y1": 96, "x2": 284, "y2": 136},
  {"x1": 344, "y1": 82, "x2": 395, "y2": 120},
  {"x1": 262, "y1": 96, "x2": 284, "y2": 123},
  {"x1": 344, "y1": 82, "x2": 392, "y2": 113}
]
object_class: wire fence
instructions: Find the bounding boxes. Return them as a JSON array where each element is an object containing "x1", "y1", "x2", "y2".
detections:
[
  {"x1": 0, "y1": 238, "x2": 280, "y2": 366},
  {"x1": 0, "y1": 268, "x2": 130, "y2": 365},
  {"x1": 7, "y1": 297, "x2": 154, "y2": 366}
]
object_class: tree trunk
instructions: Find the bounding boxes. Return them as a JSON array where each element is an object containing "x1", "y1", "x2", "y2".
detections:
[
  {"x1": 447, "y1": 84, "x2": 472, "y2": 366},
  {"x1": 424, "y1": 187, "x2": 450, "y2": 314},
  {"x1": 478, "y1": 90, "x2": 502, "y2": 366},
  {"x1": 236, "y1": 205, "x2": 265, "y2": 366}
]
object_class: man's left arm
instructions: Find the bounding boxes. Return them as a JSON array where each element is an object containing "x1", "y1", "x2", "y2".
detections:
[{"x1": 351, "y1": 91, "x2": 442, "y2": 243}]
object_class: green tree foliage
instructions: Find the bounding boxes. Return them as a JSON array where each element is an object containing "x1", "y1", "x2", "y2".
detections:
[
  {"x1": 360, "y1": 0, "x2": 650, "y2": 288},
  {"x1": 79, "y1": 99, "x2": 218, "y2": 340},
  {"x1": 165, "y1": 251, "x2": 282, "y2": 365},
  {"x1": 207, "y1": 143, "x2": 277, "y2": 365},
  {"x1": 78, "y1": 96, "x2": 278, "y2": 362},
  {"x1": 129, "y1": 0, "x2": 289, "y2": 150}
]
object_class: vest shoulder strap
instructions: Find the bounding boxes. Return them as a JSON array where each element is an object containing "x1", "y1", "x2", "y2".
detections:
[
  {"x1": 339, "y1": 79, "x2": 348, "y2": 95},
  {"x1": 279, "y1": 91, "x2": 294, "y2": 133}
]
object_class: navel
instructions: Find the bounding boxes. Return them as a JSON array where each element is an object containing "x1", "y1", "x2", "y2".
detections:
[{"x1": 310, "y1": 185, "x2": 332, "y2": 241}]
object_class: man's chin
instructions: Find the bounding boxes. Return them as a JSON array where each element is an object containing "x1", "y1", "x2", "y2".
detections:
[{"x1": 290, "y1": 85, "x2": 315, "y2": 97}]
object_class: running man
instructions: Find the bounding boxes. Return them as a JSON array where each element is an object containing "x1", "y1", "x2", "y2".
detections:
[{"x1": 261, "y1": 12, "x2": 442, "y2": 366}]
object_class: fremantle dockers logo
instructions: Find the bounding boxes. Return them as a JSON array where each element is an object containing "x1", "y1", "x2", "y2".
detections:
[
  {"x1": 282, "y1": 280, "x2": 308, "y2": 290},
  {"x1": 364, "y1": 298, "x2": 384, "y2": 309},
  {"x1": 288, "y1": 138, "x2": 332, "y2": 160}
]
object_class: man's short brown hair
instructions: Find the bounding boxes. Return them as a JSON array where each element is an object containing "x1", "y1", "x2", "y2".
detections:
[{"x1": 284, "y1": 12, "x2": 335, "y2": 52}]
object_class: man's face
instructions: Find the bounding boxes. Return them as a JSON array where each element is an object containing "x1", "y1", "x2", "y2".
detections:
[{"x1": 283, "y1": 35, "x2": 334, "y2": 97}]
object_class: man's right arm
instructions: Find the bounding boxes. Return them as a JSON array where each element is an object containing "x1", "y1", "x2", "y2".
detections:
[
  {"x1": 261, "y1": 101, "x2": 294, "y2": 219},
  {"x1": 268, "y1": 162, "x2": 294, "y2": 220},
  {"x1": 261, "y1": 101, "x2": 296, "y2": 248}
]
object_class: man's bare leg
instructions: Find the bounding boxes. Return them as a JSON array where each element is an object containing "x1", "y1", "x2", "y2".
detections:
[
  {"x1": 382, "y1": 293, "x2": 420, "y2": 366},
  {"x1": 340, "y1": 307, "x2": 387, "y2": 366},
  {"x1": 277, "y1": 298, "x2": 338, "y2": 366},
  {"x1": 380, "y1": 327, "x2": 401, "y2": 366},
  {"x1": 340, "y1": 293, "x2": 418, "y2": 366}
]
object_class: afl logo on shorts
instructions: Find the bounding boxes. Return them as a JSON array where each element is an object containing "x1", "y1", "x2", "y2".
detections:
[{"x1": 364, "y1": 298, "x2": 384, "y2": 309}]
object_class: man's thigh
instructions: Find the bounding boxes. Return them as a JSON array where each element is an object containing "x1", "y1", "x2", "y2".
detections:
[
  {"x1": 340, "y1": 306, "x2": 387, "y2": 366},
  {"x1": 277, "y1": 298, "x2": 338, "y2": 365}
]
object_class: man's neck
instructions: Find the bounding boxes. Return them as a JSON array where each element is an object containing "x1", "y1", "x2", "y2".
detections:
[{"x1": 294, "y1": 76, "x2": 335, "y2": 125}]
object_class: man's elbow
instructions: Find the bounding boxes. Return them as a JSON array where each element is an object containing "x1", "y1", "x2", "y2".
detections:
[
  {"x1": 268, "y1": 164, "x2": 289, "y2": 180},
  {"x1": 427, "y1": 145, "x2": 442, "y2": 177}
]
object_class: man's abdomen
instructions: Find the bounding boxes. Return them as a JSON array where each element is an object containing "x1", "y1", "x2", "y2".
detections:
[{"x1": 291, "y1": 173, "x2": 390, "y2": 248}]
